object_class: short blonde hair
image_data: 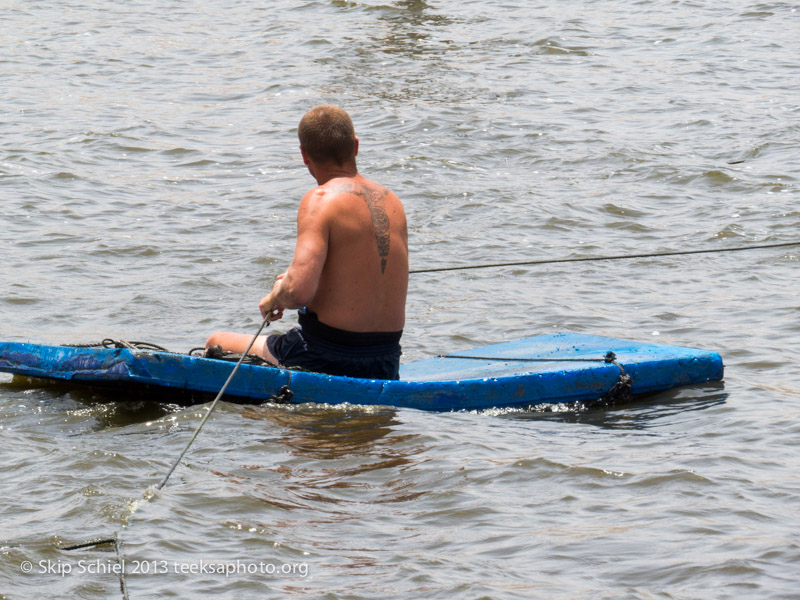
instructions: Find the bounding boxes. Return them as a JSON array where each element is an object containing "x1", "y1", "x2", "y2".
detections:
[{"x1": 298, "y1": 105, "x2": 356, "y2": 166}]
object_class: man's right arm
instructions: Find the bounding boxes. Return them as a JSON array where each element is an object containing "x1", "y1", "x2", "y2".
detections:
[{"x1": 259, "y1": 190, "x2": 330, "y2": 319}]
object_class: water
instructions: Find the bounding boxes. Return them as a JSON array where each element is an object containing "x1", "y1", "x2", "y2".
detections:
[{"x1": 1, "y1": 0, "x2": 799, "y2": 597}]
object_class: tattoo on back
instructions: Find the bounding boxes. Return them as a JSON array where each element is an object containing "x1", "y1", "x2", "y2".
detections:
[
  {"x1": 362, "y1": 187, "x2": 391, "y2": 273},
  {"x1": 331, "y1": 183, "x2": 391, "y2": 273}
]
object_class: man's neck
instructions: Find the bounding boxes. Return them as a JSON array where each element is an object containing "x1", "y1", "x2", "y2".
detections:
[{"x1": 311, "y1": 161, "x2": 358, "y2": 186}]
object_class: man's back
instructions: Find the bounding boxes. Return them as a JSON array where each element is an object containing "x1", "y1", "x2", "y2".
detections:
[
  {"x1": 303, "y1": 174, "x2": 408, "y2": 333},
  {"x1": 206, "y1": 105, "x2": 408, "y2": 379}
]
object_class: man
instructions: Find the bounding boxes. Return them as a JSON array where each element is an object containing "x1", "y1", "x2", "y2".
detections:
[{"x1": 205, "y1": 105, "x2": 408, "y2": 380}]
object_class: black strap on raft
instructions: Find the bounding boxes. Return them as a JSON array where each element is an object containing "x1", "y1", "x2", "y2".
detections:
[
  {"x1": 438, "y1": 350, "x2": 632, "y2": 407},
  {"x1": 189, "y1": 344, "x2": 277, "y2": 367}
]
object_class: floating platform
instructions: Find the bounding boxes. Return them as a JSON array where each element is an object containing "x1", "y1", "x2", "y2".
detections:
[{"x1": 0, "y1": 333, "x2": 723, "y2": 411}]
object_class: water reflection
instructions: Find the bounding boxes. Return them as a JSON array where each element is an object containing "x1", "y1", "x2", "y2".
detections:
[
  {"x1": 238, "y1": 404, "x2": 429, "y2": 510},
  {"x1": 242, "y1": 403, "x2": 404, "y2": 460}
]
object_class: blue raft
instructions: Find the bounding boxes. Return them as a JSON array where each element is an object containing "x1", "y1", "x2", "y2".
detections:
[{"x1": 0, "y1": 333, "x2": 723, "y2": 411}]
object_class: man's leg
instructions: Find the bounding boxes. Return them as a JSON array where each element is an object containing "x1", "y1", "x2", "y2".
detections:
[{"x1": 204, "y1": 331, "x2": 279, "y2": 365}]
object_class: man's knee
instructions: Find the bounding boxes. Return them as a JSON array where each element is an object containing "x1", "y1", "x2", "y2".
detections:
[
  {"x1": 205, "y1": 332, "x2": 219, "y2": 349},
  {"x1": 205, "y1": 331, "x2": 230, "y2": 349}
]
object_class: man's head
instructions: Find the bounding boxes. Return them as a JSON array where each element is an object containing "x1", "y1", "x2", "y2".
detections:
[{"x1": 298, "y1": 105, "x2": 357, "y2": 167}]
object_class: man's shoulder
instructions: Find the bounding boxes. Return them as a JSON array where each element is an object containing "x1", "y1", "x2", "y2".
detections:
[
  {"x1": 298, "y1": 180, "x2": 360, "y2": 224},
  {"x1": 301, "y1": 177, "x2": 402, "y2": 220},
  {"x1": 324, "y1": 175, "x2": 397, "y2": 194}
]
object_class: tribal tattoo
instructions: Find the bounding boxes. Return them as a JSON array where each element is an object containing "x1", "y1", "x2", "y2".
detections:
[{"x1": 331, "y1": 183, "x2": 391, "y2": 273}]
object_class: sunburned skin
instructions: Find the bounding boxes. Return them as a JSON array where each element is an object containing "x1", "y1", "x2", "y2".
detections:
[
  {"x1": 299, "y1": 174, "x2": 407, "y2": 333},
  {"x1": 328, "y1": 182, "x2": 392, "y2": 274}
]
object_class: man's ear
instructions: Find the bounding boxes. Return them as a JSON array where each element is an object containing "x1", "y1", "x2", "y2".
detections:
[
  {"x1": 353, "y1": 136, "x2": 359, "y2": 157},
  {"x1": 300, "y1": 145, "x2": 311, "y2": 165}
]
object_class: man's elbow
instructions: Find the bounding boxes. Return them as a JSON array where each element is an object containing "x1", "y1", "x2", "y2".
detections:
[
  {"x1": 282, "y1": 279, "x2": 316, "y2": 308},
  {"x1": 288, "y1": 289, "x2": 315, "y2": 308}
]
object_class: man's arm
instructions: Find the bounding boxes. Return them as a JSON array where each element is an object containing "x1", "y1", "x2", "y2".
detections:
[{"x1": 259, "y1": 191, "x2": 329, "y2": 320}]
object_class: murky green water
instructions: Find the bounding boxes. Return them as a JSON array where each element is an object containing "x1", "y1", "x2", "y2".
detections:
[{"x1": 1, "y1": 1, "x2": 799, "y2": 598}]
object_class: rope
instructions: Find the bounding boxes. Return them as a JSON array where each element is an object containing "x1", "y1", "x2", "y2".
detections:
[
  {"x1": 66, "y1": 339, "x2": 277, "y2": 368},
  {"x1": 156, "y1": 315, "x2": 271, "y2": 490},
  {"x1": 115, "y1": 535, "x2": 130, "y2": 600},
  {"x1": 410, "y1": 240, "x2": 800, "y2": 274},
  {"x1": 438, "y1": 353, "x2": 617, "y2": 363},
  {"x1": 59, "y1": 314, "x2": 291, "y2": 593},
  {"x1": 60, "y1": 534, "x2": 128, "y2": 599},
  {"x1": 64, "y1": 339, "x2": 173, "y2": 352},
  {"x1": 65, "y1": 339, "x2": 286, "y2": 369}
]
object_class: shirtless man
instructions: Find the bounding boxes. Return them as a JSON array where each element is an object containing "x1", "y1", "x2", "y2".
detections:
[{"x1": 205, "y1": 105, "x2": 408, "y2": 379}]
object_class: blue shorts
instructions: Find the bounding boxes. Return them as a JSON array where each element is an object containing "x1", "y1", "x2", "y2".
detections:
[{"x1": 266, "y1": 310, "x2": 402, "y2": 380}]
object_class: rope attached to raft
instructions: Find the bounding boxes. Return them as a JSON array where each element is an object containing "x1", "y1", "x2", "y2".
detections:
[{"x1": 64, "y1": 338, "x2": 275, "y2": 366}]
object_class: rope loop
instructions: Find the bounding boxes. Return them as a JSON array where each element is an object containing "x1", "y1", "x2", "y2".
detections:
[
  {"x1": 592, "y1": 352, "x2": 632, "y2": 407},
  {"x1": 63, "y1": 339, "x2": 172, "y2": 352},
  {"x1": 269, "y1": 384, "x2": 294, "y2": 404}
]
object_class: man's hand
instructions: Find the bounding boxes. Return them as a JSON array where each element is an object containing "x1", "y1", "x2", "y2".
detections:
[{"x1": 259, "y1": 273, "x2": 287, "y2": 322}]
